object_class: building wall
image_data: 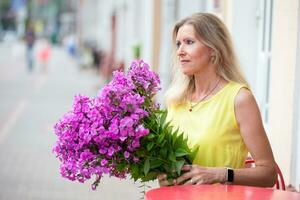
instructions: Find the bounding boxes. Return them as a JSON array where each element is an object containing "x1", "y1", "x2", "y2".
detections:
[
  {"x1": 268, "y1": 0, "x2": 299, "y2": 184},
  {"x1": 157, "y1": 0, "x2": 176, "y2": 106},
  {"x1": 79, "y1": 0, "x2": 99, "y2": 44},
  {"x1": 139, "y1": 0, "x2": 154, "y2": 67},
  {"x1": 115, "y1": 0, "x2": 127, "y2": 63},
  {"x1": 177, "y1": 0, "x2": 205, "y2": 19},
  {"x1": 79, "y1": 0, "x2": 113, "y2": 52},
  {"x1": 291, "y1": 2, "x2": 300, "y2": 188},
  {"x1": 230, "y1": 0, "x2": 260, "y2": 90},
  {"x1": 115, "y1": 0, "x2": 144, "y2": 66}
]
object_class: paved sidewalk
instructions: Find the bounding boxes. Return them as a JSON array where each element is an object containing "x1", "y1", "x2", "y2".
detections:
[{"x1": 0, "y1": 41, "x2": 158, "y2": 200}]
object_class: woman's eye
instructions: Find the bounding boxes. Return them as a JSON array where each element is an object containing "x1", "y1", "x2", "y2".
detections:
[
  {"x1": 186, "y1": 40, "x2": 194, "y2": 45},
  {"x1": 176, "y1": 41, "x2": 181, "y2": 48}
]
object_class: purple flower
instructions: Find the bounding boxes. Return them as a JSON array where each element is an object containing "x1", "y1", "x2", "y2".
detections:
[
  {"x1": 107, "y1": 147, "x2": 115, "y2": 157},
  {"x1": 133, "y1": 157, "x2": 139, "y2": 163},
  {"x1": 99, "y1": 148, "x2": 107, "y2": 154},
  {"x1": 132, "y1": 139, "x2": 140, "y2": 148},
  {"x1": 135, "y1": 125, "x2": 150, "y2": 138},
  {"x1": 101, "y1": 159, "x2": 108, "y2": 166},
  {"x1": 53, "y1": 59, "x2": 161, "y2": 190},
  {"x1": 124, "y1": 151, "x2": 130, "y2": 159},
  {"x1": 128, "y1": 60, "x2": 161, "y2": 96}
]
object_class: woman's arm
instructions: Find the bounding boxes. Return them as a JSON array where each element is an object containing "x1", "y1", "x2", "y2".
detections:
[{"x1": 232, "y1": 88, "x2": 277, "y2": 187}]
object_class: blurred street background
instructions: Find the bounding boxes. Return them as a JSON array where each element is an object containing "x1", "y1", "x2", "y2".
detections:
[{"x1": 0, "y1": 0, "x2": 300, "y2": 199}]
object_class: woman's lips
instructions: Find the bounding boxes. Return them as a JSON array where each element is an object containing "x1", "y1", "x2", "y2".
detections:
[{"x1": 180, "y1": 60, "x2": 190, "y2": 64}]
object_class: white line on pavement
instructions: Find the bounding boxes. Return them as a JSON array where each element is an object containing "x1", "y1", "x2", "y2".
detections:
[{"x1": 0, "y1": 99, "x2": 27, "y2": 144}]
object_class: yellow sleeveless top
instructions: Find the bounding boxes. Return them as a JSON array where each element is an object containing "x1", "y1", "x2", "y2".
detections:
[{"x1": 167, "y1": 81, "x2": 249, "y2": 169}]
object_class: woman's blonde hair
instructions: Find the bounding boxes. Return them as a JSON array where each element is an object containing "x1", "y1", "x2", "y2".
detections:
[{"x1": 165, "y1": 13, "x2": 249, "y2": 107}]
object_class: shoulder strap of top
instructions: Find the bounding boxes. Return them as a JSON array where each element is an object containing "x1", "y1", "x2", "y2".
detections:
[{"x1": 229, "y1": 81, "x2": 250, "y2": 98}]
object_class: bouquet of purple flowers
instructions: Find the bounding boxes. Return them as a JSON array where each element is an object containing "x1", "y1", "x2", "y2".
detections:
[{"x1": 53, "y1": 60, "x2": 197, "y2": 189}]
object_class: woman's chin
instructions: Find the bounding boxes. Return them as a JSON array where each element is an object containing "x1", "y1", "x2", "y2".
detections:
[{"x1": 181, "y1": 69, "x2": 194, "y2": 76}]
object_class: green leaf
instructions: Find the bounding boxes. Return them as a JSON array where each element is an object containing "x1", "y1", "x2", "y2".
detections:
[
  {"x1": 130, "y1": 164, "x2": 140, "y2": 181},
  {"x1": 168, "y1": 150, "x2": 176, "y2": 162},
  {"x1": 157, "y1": 131, "x2": 165, "y2": 144},
  {"x1": 175, "y1": 160, "x2": 185, "y2": 175},
  {"x1": 174, "y1": 133, "x2": 184, "y2": 149},
  {"x1": 147, "y1": 133, "x2": 156, "y2": 139},
  {"x1": 188, "y1": 146, "x2": 199, "y2": 164},
  {"x1": 160, "y1": 148, "x2": 168, "y2": 158},
  {"x1": 162, "y1": 164, "x2": 169, "y2": 172},
  {"x1": 167, "y1": 131, "x2": 173, "y2": 144},
  {"x1": 141, "y1": 171, "x2": 158, "y2": 182},
  {"x1": 175, "y1": 148, "x2": 189, "y2": 157},
  {"x1": 163, "y1": 121, "x2": 171, "y2": 130},
  {"x1": 144, "y1": 158, "x2": 150, "y2": 175},
  {"x1": 116, "y1": 163, "x2": 127, "y2": 171},
  {"x1": 135, "y1": 150, "x2": 144, "y2": 157},
  {"x1": 147, "y1": 142, "x2": 155, "y2": 151},
  {"x1": 160, "y1": 110, "x2": 168, "y2": 126},
  {"x1": 158, "y1": 124, "x2": 163, "y2": 136},
  {"x1": 156, "y1": 122, "x2": 161, "y2": 134},
  {"x1": 160, "y1": 140, "x2": 167, "y2": 147},
  {"x1": 182, "y1": 137, "x2": 188, "y2": 147},
  {"x1": 150, "y1": 159, "x2": 164, "y2": 169},
  {"x1": 173, "y1": 128, "x2": 179, "y2": 138},
  {"x1": 171, "y1": 128, "x2": 179, "y2": 146}
]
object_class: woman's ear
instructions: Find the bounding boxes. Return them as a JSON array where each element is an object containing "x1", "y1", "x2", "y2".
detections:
[
  {"x1": 208, "y1": 47, "x2": 215, "y2": 56},
  {"x1": 209, "y1": 49, "x2": 217, "y2": 64}
]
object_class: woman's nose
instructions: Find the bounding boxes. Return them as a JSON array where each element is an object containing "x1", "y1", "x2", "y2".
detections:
[{"x1": 177, "y1": 45, "x2": 186, "y2": 57}]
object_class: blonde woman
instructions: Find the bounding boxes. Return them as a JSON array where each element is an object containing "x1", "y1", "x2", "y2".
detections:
[{"x1": 158, "y1": 13, "x2": 277, "y2": 187}]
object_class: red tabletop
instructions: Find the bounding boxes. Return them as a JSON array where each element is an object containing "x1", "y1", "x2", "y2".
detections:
[{"x1": 145, "y1": 184, "x2": 300, "y2": 200}]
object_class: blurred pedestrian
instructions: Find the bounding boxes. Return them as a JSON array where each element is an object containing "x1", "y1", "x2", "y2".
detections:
[
  {"x1": 37, "y1": 38, "x2": 51, "y2": 73},
  {"x1": 24, "y1": 24, "x2": 36, "y2": 72}
]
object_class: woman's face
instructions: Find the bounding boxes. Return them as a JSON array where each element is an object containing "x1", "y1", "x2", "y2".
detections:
[{"x1": 175, "y1": 24, "x2": 212, "y2": 76}]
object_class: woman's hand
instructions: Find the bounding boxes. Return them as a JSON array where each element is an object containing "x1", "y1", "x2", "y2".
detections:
[
  {"x1": 175, "y1": 165, "x2": 227, "y2": 185},
  {"x1": 157, "y1": 174, "x2": 176, "y2": 187}
]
